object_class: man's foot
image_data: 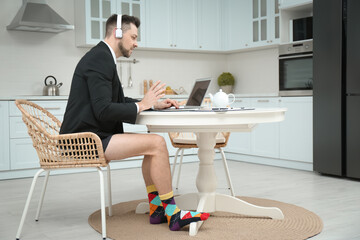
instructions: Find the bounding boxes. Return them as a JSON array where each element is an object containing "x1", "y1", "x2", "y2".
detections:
[{"x1": 160, "y1": 191, "x2": 210, "y2": 231}]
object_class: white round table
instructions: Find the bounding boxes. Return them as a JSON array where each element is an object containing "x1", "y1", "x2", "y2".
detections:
[{"x1": 135, "y1": 108, "x2": 287, "y2": 236}]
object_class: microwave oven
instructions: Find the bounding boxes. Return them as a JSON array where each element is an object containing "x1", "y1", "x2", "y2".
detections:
[{"x1": 290, "y1": 16, "x2": 313, "y2": 42}]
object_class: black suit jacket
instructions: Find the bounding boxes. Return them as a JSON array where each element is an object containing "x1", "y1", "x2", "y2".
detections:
[{"x1": 60, "y1": 41, "x2": 138, "y2": 139}]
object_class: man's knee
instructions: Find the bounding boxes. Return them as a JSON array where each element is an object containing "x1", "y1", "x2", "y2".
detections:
[{"x1": 150, "y1": 134, "x2": 167, "y2": 150}]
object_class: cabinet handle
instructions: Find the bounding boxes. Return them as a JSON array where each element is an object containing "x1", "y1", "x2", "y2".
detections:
[
  {"x1": 44, "y1": 107, "x2": 61, "y2": 110},
  {"x1": 199, "y1": 45, "x2": 202, "y2": 48},
  {"x1": 170, "y1": 44, "x2": 173, "y2": 47},
  {"x1": 257, "y1": 99, "x2": 269, "y2": 103},
  {"x1": 174, "y1": 44, "x2": 177, "y2": 47}
]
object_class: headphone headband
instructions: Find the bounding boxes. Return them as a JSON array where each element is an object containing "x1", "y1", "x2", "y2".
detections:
[{"x1": 115, "y1": 14, "x2": 122, "y2": 38}]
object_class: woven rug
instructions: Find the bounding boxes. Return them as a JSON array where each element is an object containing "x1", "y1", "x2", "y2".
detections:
[{"x1": 88, "y1": 196, "x2": 323, "y2": 240}]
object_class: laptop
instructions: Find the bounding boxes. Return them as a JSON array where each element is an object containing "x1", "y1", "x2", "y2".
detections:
[{"x1": 160, "y1": 78, "x2": 211, "y2": 111}]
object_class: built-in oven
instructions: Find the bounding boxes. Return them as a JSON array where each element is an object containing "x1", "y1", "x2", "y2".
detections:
[{"x1": 279, "y1": 40, "x2": 313, "y2": 96}]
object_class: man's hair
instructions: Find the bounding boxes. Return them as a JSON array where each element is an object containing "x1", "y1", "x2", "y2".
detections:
[{"x1": 105, "y1": 14, "x2": 140, "y2": 38}]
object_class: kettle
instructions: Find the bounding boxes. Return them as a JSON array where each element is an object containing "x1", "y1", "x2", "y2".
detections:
[
  {"x1": 43, "y1": 75, "x2": 62, "y2": 96},
  {"x1": 209, "y1": 89, "x2": 235, "y2": 108}
]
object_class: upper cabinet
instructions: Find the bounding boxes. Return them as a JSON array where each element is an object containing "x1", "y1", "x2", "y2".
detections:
[
  {"x1": 223, "y1": 0, "x2": 252, "y2": 50},
  {"x1": 116, "y1": 0, "x2": 146, "y2": 47},
  {"x1": 144, "y1": 0, "x2": 171, "y2": 49},
  {"x1": 250, "y1": 0, "x2": 280, "y2": 47},
  {"x1": 146, "y1": 0, "x2": 221, "y2": 51},
  {"x1": 74, "y1": 0, "x2": 312, "y2": 51},
  {"x1": 145, "y1": 0, "x2": 197, "y2": 50},
  {"x1": 171, "y1": 0, "x2": 197, "y2": 50},
  {"x1": 75, "y1": 0, "x2": 145, "y2": 47},
  {"x1": 196, "y1": 0, "x2": 222, "y2": 51}
]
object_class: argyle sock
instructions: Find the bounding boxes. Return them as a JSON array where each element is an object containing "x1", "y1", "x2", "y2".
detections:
[
  {"x1": 159, "y1": 191, "x2": 210, "y2": 231},
  {"x1": 146, "y1": 185, "x2": 167, "y2": 224}
]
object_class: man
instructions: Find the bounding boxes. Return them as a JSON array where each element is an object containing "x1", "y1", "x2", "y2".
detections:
[{"x1": 60, "y1": 14, "x2": 209, "y2": 231}]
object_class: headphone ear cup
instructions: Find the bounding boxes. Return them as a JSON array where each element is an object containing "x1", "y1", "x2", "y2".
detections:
[{"x1": 115, "y1": 28, "x2": 122, "y2": 38}]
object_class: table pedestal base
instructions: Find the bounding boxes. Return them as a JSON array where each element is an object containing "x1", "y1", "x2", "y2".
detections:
[{"x1": 136, "y1": 192, "x2": 284, "y2": 236}]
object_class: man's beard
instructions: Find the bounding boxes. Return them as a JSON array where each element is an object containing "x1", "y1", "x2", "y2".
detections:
[{"x1": 118, "y1": 41, "x2": 131, "y2": 58}]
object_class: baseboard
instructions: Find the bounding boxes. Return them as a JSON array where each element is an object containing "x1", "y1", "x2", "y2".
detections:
[{"x1": 225, "y1": 152, "x2": 313, "y2": 171}]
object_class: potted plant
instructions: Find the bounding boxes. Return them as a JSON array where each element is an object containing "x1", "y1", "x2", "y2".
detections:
[{"x1": 217, "y1": 72, "x2": 235, "y2": 94}]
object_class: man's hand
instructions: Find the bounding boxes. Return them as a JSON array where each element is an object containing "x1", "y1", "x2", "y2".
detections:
[
  {"x1": 154, "y1": 98, "x2": 179, "y2": 110},
  {"x1": 138, "y1": 81, "x2": 166, "y2": 112}
]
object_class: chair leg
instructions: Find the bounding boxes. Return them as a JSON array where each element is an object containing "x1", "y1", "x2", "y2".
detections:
[
  {"x1": 171, "y1": 148, "x2": 181, "y2": 180},
  {"x1": 16, "y1": 169, "x2": 45, "y2": 240},
  {"x1": 35, "y1": 170, "x2": 50, "y2": 221},
  {"x1": 219, "y1": 148, "x2": 235, "y2": 197},
  {"x1": 175, "y1": 148, "x2": 185, "y2": 190},
  {"x1": 106, "y1": 165, "x2": 113, "y2": 217},
  {"x1": 97, "y1": 167, "x2": 107, "y2": 240}
]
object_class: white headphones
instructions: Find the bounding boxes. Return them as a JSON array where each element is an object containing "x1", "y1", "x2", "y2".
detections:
[{"x1": 115, "y1": 14, "x2": 122, "y2": 38}]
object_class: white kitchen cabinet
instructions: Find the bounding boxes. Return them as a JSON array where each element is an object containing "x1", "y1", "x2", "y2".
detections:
[
  {"x1": 223, "y1": 0, "x2": 252, "y2": 50},
  {"x1": 224, "y1": 98, "x2": 252, "y2": 155},
  {"x1": 279, "y1": 97, "x2": 312, "y2": 162},
  {"x1": 251, "y1": 0, "x2": 280, "y2": 47},
  {"x1": 250, "y1": 97, "x2": 280, "y2": 158},
  {"x1": 8, "y1": 101, "x2": 67, "y2": 170},
  {"x1": 116, "y1": 0, "x2": 145, "y2": 46},
  {"x1": 197, "y1": 0, "x2": 222, "y2": 51},
  {"x1": 0, "y1": 101, "x2": 10, "y2": 171},
  {"x1": 10, "y1": 139, "x2": 39, "y2": 170},
  {"x1": 279, "y1": 0, "x2": 312, "y2": 9},
  {"x1": 145, "y1": 0, "x2": 171, "y2": 48},
  {"x1": 146, "y1": 0, "x2": 197, "y2": 50},
  {"x1": 75, "y1": 0, "x2": 145, "y2": 47}
]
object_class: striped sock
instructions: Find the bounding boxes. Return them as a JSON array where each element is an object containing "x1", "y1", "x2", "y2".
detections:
[
  {"x1": 159, "y1": 191, "x2": 210, "y2": 231},
  {"x1": 146, "y1": 185, "x2": 167, "y2": 224}
]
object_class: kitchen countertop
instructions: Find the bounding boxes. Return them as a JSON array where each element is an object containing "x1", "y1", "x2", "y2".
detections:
[{"x1": 0, "y1": 93, "x2": 295, "y2": 101}]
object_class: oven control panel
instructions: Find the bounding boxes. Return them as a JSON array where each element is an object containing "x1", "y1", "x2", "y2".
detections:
[{"x1": 279, "y1": 40, "x2": 313, "y2": 55}]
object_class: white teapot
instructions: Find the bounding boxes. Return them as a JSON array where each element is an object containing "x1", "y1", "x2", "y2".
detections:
[{"x1": 209, "y1": 89, "x2": 235, "y2": 108}]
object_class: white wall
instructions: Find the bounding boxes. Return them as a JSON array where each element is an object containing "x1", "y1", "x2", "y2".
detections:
[
  {"x1": 0, "y1": 0, "x2": 279, "y2": 98},
  {"x1": 227, "y1": 47, "x2": 279, "y2": 95}
]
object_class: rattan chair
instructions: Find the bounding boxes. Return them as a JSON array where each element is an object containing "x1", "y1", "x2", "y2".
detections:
[
  {"x1": 168, "y1": 131, "x2": 235, "y2": 196},
  {"x1": 15, "y1": 99, "x2": 112, "y2": 240}
]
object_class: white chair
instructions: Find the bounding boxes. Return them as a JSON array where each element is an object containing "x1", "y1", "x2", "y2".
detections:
[
  {"x1": 15, "y1": 100, "x2": 112, "y2": 240},
  {"x1": 168, "y1": 132, "x2": 235, "y2": 196}
]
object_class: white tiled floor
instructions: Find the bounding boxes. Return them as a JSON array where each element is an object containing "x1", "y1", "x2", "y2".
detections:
[{"x1": 1, "y1": 160, "x2": 359, "y2": 240}]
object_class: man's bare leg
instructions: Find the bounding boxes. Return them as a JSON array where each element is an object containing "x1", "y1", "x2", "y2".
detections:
[
  {"x1": 104, "y1": 133, "x2": 172, "y2": 194},
  {"x1": 104, "y1": 133, "x2": 209, "y2": 230}
]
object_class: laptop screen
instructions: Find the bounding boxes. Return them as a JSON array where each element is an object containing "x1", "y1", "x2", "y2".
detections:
[{"x1": 186, "y1": 79, "x2": 211, "y2": 107}]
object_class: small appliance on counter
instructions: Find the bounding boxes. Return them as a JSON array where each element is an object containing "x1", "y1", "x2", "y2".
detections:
[{"x1": 43, "y1": 75, "x2": 62, "y2": 96}]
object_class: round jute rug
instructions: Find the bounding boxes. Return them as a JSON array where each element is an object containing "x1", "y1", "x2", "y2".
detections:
[{"x1": 88, "y1": 196, "x2": 323, "y2": 240}]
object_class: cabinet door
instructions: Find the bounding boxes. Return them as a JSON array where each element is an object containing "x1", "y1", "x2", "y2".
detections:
[
  {"x1": 225, "y1": 0, "x2": 252, "y2": 50},
  {"x1": 172, "y1": 0, "x2": 197, "y2": 50},
  {"x1": 250, "y1": 98, "x2": 280, "y2": 158},
  {"x1": 279, "y1": 97, "x2": 313, "y2": 162},
  {"x1": 10, "y1": 138, "x2": 39, "y2": 170},
  {"x1": 197, "y1": 0, "x2": 222, "y2": 51},
  {"x1": 145, "y1": 0, "x2": 172, "y2": 48},
  {"x1": 75, "y1": 0, "x2": 117, "y2": 47},
  {"x1": 0, "y1": 102, "x2": 10, "y2": 171},
  {"x1": 251, "y1": 0, "x2": 280, "y2": 47},
  {"x1": 116, "y1": 0, "x2": 146, "y2": 47},
  {"x1": 75, "y1": 0, "x2": 145, "y2": 47},
  {"x1": 224, "y1": 99, "x2": 252, "y2": 154}
]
